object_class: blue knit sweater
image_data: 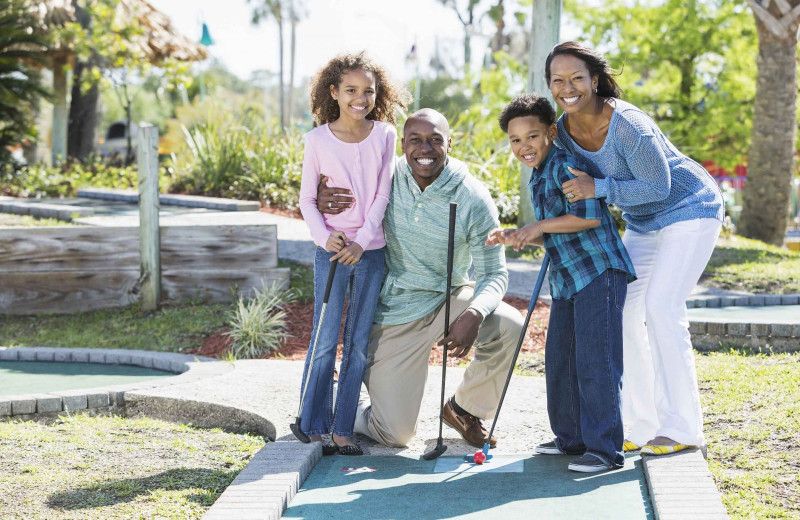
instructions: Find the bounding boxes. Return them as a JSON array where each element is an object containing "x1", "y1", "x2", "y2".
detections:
[{"x1": 556, "y1": 99, "x2": 724, "y2": 233}]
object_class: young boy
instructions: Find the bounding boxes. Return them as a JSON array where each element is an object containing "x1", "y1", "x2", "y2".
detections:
[{"x1": 487, "y1": 94, "x2": 636, "y2": 473}]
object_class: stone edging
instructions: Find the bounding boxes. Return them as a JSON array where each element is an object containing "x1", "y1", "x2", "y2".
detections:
[
  {"x1": 642, "y1": 449, "x2": 729, "y2": 519},
  {"x1": 203, "y1": 441, "x2": 322, "y2": 520},
  {"x1": 687, "y1": 293, "x2": 800, "y2": 308},
  {"x1": 0, "y1": 346, "x2": 230, "y2": 419},
  {"x1": 76, "y1": 188, "x2": 260, "y2": 212},
  {"x1": 689, "y1": 322, "x2": 800, "y2": 353}
]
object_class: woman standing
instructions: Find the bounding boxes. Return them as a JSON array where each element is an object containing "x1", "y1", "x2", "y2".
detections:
[{"x1": 545, "y1": 41, "x2": 724, "y2": 455}]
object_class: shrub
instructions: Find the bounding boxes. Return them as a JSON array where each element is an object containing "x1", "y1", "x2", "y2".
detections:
[
  {"x1": 225, "y1": 282, "x2": 294, "y2": 359},
  {"x1": 0, "y1": 159, "x2": 140, "y2": 198}
]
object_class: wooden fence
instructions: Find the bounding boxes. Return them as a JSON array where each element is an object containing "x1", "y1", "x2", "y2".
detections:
[{"x1": 0, "y1": 224, "x2": 289, "y2": 314}]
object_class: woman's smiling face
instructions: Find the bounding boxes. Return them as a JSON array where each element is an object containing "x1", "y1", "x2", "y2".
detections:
[{"x1": 548, "y1": 54, "x2": 599, "y2": 114}]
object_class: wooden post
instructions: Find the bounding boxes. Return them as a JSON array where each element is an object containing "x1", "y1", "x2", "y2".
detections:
[
  {"x1": 51, "y1": 53, "x2": 68, "y2": 166},
  {"x1": 138, "y1": 124, "x2": 160, "y2": 311},
  {"x1": 518, "y1": 0, "x2": 561, "y2": 226}
]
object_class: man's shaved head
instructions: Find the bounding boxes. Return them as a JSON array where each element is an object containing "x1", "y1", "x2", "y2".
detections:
[{"x1": 404, "y1": 108, "x2": 450, "y2": 137}]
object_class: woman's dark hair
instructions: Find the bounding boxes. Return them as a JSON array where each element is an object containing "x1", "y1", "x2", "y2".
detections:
[
  {"x1": 309, "y1": 51, "x2": 410, "y2": 126},
  {"x1": 498, "y1": 94, "x2": 556, "y2": 133},
  {"x1": 545, "y1": 41, "x2": 623, "y2": 99}
]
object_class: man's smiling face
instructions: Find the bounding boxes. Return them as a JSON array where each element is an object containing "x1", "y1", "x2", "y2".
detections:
[{"x1": 402, "y1": 110, "x2": 452, "y2": 189}]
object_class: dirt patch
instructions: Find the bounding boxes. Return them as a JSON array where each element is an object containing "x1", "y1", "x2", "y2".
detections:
[
  {"x1": 190, "y1": 296, "x2": 550, "y2": 364},
  {"x1": 259, "y1": 204, "x2": 302, "y2": 219}
]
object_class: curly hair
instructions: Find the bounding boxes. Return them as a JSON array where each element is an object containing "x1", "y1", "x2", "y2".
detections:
[
  {"x1": 498, "y1": 94, "x2": 556, "y2": 133},
  {"x1": 309, "y1": 51, "x2": 410, "y2": 126},
  {"x1": 545, "y1": 41, "x2": 624, "y2": 99}
]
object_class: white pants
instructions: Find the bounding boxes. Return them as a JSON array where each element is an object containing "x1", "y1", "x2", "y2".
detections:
[{"x1": 621, "y1": 218, "x2": 721, "y2": 447}]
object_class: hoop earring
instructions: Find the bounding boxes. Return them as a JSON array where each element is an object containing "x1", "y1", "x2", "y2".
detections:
[{"x1": 594, "y1": 88, "x2": 598, "y2": 94}]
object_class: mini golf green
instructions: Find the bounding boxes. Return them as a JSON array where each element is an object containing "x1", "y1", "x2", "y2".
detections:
[
  {"x1": 284, "y1": 454, "x2": 653, "y2": 520},
  {"x1": 0, "y1": 361, "x2": 172, "y2": 396}
]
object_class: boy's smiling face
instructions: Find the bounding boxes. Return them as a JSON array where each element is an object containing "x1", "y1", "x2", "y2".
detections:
[{"x1": 507, "y1": 115, "x2": 557, "y2": 170}]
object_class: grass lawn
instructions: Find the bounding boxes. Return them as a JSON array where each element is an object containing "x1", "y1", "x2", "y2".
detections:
[
  {"x1": 0, "y1": 214, "x2": 69, "y2": 227},
  {"x1": 697, "y1": 350, "x2": 800, "y2": 519},
  {"x1": 703, "y1": 235, "x2": 800, "y2": 294},
  {"x1": 0, "y1": 414, "x2": 264, "y2": 520}
]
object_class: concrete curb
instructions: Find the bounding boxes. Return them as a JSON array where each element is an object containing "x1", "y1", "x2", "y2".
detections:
[
  {"x1": 124, "y1": 393, "x2": 276, "y2": 440},
  {"x1": 687, "y1": 294, "x2": 800, "y2": 308},
  {"x1": 76, "y1": 188, "x2": 260, "y2": 212},
  {"x1": 0, "y1": 346, "x2": 229, "y2": 420},
  {"x1": 642, "y1": 449, "x2": 729, "y2": 519},
  {"x1": 688, "y1": 322, "x2": 800, "y2": 353},
  {"x1": 0, "y1": 200, "x2": 95, "y2": 220},
  {"x1": 203, "y1": 441, "x2": 322, "y2": 520}
]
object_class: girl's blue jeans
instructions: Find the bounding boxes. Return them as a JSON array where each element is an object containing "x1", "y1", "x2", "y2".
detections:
[
  {"x1": 299, "y1": 246, "x2": 385, "y2": 437},
  {"x1": 546, "y1": 268, "x2": 627, "y2": 468}
]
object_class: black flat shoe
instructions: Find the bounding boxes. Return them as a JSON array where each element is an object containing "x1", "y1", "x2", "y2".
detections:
[
  {"x1": 333, "y1": 440, "x2": 363, "y2": 456},
  {"x1": 321, "y1": 443, "x2": 338, "y2": 456}
]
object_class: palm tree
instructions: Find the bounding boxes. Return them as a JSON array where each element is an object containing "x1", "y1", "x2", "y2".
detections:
[
  {"x1": 0, "y1": 0, "x2": 50, "y2": 163},
  {"x1": 249, "y1": 0, "x2": 286, "y2": 131},
  {"x1": 738, "y1": 0, "x2": 800, "y2": 245}
]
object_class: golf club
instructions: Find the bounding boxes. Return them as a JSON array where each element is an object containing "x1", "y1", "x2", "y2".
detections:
[
  {"x1": 423, "y1": 202, "x2": 457, "y2": 461},
  {"x1": 290, "y1": 259, "x2": 339, "y2": 443},
  {"x1": 464, "y1": 253, "x2": 551, "y2": 463}
]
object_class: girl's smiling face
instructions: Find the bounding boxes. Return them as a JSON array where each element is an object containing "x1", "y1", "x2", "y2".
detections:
[
  {"x1": 330, "y1": 68, "x2": 377, "y2": 122},
  {"x1": 548, "y1": 54, "x2": 598, "y2": 114},
  {"x1": 507, "y1": 115, "x2": 556, "y2": 169}
]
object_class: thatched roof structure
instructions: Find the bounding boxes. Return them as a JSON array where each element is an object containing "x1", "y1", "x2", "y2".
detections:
[{"x1": 32, "y1": 0, "x2": 208, "y2": 63}]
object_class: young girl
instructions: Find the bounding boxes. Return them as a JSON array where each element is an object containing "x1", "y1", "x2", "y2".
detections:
[{"x1": 297, "y1": 52, "x2": 408, "y2": 455}]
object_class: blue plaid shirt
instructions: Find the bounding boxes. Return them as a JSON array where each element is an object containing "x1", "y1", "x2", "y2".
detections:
[{"x1": 530, "y1": 146, "x2": 636, "y2": 299}]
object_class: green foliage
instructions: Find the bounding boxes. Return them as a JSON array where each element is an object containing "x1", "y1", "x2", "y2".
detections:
[
  {"x1": 171, "y1": 100, "x2": 304, "y2": 208},
  {"x1": 565, "y1": 0, "x2": 757, "y2": 170},
  {"x1": 0, "y1": 0, "x2": 50, "y2": 162},
  {"x1": 0, "y1": 159, "x2": 140, "y2": 198},
  {"x1": 448, "y1": 52, "x2": 528, "y2": 223},
  {"x1": 225, "y1": 283, "x2": 294, "y2": 359}
]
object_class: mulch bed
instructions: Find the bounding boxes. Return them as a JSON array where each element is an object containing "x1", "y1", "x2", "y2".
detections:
[{"x1": 189, "y1": 295, "x2": 549, "y2": 366}]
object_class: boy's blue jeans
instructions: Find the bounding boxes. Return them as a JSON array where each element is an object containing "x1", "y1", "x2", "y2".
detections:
[
  {"x1": 299, "y1": 246, "x2": 385, "y2": 438},
  {"x1": 546, "y1": 268, "x2": 626, "y2": 468}
]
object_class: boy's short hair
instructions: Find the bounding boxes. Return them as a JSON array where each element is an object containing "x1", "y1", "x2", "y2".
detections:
[{"x1": 498, "y1": 94, "x2": 557, "y2": 133}]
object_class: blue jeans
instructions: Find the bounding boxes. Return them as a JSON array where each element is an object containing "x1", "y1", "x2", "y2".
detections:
[
  {"x1": 545, "y1": 269, "x2": 626, "y2": 467},
  {"x1": 299, "y1": 246, "x2": 385, "y2": 437}
]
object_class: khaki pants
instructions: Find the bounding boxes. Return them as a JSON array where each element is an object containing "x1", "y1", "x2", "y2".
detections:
[{"x1": 355, "y1": 286, "x2": 524, "y2": 447}]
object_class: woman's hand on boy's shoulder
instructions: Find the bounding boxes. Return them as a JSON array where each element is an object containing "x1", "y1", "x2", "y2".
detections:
[{"x1": 561, "y1": 167, "x2": 595, "y2": 203}]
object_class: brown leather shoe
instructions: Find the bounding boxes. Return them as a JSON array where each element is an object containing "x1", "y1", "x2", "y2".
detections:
[{"x1": 442, "y1": 397, "x2": 497, "y2": 448}]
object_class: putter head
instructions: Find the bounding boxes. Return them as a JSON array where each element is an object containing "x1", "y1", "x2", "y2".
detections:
[
  {"x1": 422, "y1": 443, "x2": 448, "y2": 460},
  {"x1": 290, "y1": 418, "x2": 311, "y2": 444},
  {"x1": 482, "y1": 442, "x2": 493, "y2": 460}
]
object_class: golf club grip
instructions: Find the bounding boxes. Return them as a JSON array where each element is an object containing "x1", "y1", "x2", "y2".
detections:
[
  {"x1": 323, "y1": 260, "x2": 338, "y2": 304},
  {"x1": 444, "y1": 202, "x2": 457, "y2": 336},
  {"x1": 487, "y1": 253, "x2": 550, "y2": 440}
]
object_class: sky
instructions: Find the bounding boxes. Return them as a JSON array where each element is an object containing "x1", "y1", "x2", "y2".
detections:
[{"x1": 150, "y1": 0, "x2": 487, "y2": 83}]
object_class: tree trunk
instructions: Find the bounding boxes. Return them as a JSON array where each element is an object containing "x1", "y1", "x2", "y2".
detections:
[
  {"x1": 738, "y1": 16, "x2": 798, "y2": 245},
  {"x1": 278, "y1": 15, "x2": 286, "y2": 131},
  {"x1": 68, "y1": 61, "x2": 99, "y2": 160},
  {"x1": 67, "y1": 0, "x2": 98, "y2": 161},
  {"x1": 288, "y1": 12, "x2": 296, "y2": 126}
]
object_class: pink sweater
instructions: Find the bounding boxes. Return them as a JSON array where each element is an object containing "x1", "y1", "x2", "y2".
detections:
[{"x1": 299, "y1": 121, "x2": 396, "y2": 251}]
